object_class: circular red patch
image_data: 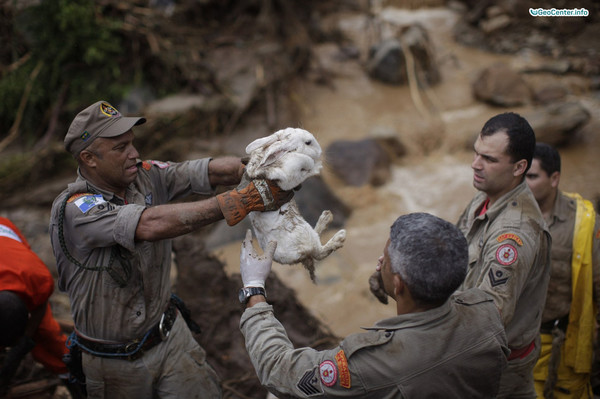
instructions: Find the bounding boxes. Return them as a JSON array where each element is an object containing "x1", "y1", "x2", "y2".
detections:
[
  {"x1": 319, "y1": 360, "x2": 338, "y2": 387},
  {"x1": 496, "y1": 244, "x2": 518, "y2": 266}
]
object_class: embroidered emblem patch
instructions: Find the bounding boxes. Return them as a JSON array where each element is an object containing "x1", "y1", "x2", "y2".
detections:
[
  {"x1": 73, "y1": 194, "x2": 106, "y2": 214},
  {"x1": 496, "y1": 233, "x2": 523, "y2": 246},
  {"x1": 150, "y1": 160, "x2": 170, "y2": 169},
  {"x1": 80, "y1": 130, "x2": 91, "y2": 141},
  {"x1": 0, "y1": 224, "x2": 22, "y2": 243},
  {"x1": 335, "y1": 350, "x2": 351, "y2": 389},
  {"x1": 319, "y1": 360, "x2": 338, "y2": 387},
  {"x1": 145, "y1": 193, "x2": 153, "y2": 206},
  {"x1": 142, "y1": 161, "x2": 152, "y2": 171},
  {"x1": 296, "y1": 368, "x2": 322, "y2": 396},
  {"x1": 496, "y1": 244, "x2": 518, "y2": 265},
  {"x1": 488, "y1": 268, "x2": 509, "y2": 287},
  {"x1": 100, "y1": 102, "x2": 119, "y2": 117}
]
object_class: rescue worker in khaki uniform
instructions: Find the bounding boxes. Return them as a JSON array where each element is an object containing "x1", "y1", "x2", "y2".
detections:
[
  {"x1": 48, "y1": 100, "x2": 293, "y2": 399},
  {"x1": 239, "y1": 212, "x2": 509, "y2": 398},
  {"x1": 526, "y1": 143, "x2": 600, "y2": 398},
  {"x1": 455, "y1": 112, "x2": 552, "y2": 398}
]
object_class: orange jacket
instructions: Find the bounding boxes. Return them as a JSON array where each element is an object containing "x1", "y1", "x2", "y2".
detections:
[{"x1": 0, "y1": 217, "x2": 68, "y2": 374}]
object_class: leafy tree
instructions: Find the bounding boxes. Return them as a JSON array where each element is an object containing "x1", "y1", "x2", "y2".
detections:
[{"x1": 0, "y1": 0, "x2": 127, "y2": 146}]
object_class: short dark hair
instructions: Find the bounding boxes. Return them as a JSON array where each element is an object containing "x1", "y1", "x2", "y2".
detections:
[
  {"x1": 533, "y1": 142, "x2": 561, "y2": 175},
  {"x1": 387, "y1": 213, "x2": 468, "y2": 305},
  {"x1": 481, "y1": 112, "x2": 536, "y2": 173},
  {"x1": 0, "y1": 291, "x2": 28, "y2": 347}
]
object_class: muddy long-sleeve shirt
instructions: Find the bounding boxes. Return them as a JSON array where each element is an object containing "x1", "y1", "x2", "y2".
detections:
[
  {"x1": 49, "y1": 159, "x2": 213, "y2": 342},
  {"x1": 240, "y1": 289, "x2": 508, "y2": 398}
]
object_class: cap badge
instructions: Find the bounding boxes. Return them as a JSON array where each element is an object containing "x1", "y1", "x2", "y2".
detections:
[
  {"x1": 100, "y1": 102, "x2": 120, "y2": 117},
  {"x1": 80, "y1": 130, "x2": 91, "y2": 141}
]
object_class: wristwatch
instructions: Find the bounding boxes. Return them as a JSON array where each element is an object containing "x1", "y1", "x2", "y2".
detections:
[{"x1": 238, "y1": 287, "x2": 266, "y2": 304}]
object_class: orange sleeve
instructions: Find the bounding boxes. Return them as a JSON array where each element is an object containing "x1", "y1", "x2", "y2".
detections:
[{"x1": 0, "y1": 218, "x2": 54, "y2": 310}]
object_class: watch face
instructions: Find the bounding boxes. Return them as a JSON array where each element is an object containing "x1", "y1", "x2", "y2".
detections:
[{"x1": 239, "y1": 288, "x2": 248, "y2": 304}]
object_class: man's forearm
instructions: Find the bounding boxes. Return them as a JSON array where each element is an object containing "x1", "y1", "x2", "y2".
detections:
[
  {"x1": 135, "y1": 198, "x2": 224, "y2": 241},
  {"x1": 208, "y1": 157, "x2": 244, "y2": 187}
]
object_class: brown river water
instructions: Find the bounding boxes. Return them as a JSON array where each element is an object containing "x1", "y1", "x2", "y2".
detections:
[{"x1": 211, "y1": 7, "x2": 600, "y2": 337}]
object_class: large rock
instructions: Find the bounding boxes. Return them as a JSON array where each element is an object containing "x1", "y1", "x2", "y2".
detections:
[
  {"x1": 472, "y1": 63, "x2": 532, "y2": 106},
  {"x1": 294, "y1": 176, "x2": 351, "y2": 228},
  {"x1": 325, "y1": 137, "x2": 405, "y2": 187},
  {"x1": 367, "y1": 24, "x2": 440, "y2": 86},
  {"x1": 525, "y1": 101, "x2": 591, "y2": 146}
]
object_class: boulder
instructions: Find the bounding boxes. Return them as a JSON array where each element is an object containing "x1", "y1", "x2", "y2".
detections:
[
  {"x1": 472, "y1": 63, "x2": 532, "y2": 106},
  {"x1": 325, "y1": 137, "x2": 404, "y2": 187},
  {"x1": 533, "y1": 84, "x2": 569, "y2": 105},
  {"x1": 367, "y1": 24, "x2": 440, "y2": 86},
  {"x1": 525, "y1": 101, "x2": 591, "y2": 146}
]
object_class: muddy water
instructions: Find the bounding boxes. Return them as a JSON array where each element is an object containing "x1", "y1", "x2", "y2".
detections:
[{"x1": 211, "y1": 7, "x2": 600, "y2": 337}]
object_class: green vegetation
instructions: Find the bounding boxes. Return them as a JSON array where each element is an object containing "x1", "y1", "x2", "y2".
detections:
[{"x1": 0, "y1": 0, "x2": 131, "y2": 143}]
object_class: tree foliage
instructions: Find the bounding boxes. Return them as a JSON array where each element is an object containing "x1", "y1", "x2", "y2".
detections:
[{"x1": 0, "y1": 0, "x2": 135, "y2": 144}]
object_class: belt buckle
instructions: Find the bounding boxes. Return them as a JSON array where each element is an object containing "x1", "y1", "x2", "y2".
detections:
[
  {"x1": 159, "y1": 312, "x2": 170, "y2": 341},
  {"x1": 124, "y1": 341, "x2": 139, "y2": 353}
]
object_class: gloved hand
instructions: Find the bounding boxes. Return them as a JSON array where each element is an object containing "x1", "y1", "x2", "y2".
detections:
[
  {"x1": 217, "y1": 174, "x2": 294, "y2": 226},
  {"x1": 240, "y1": 229, "x2": 277, "y2": 288},
  {"x1": 0, "y1": 335, "x2": 36, "y2": 391},
  {"x1": 368, "y1": 256, "x2": 389, "y2": 305}
]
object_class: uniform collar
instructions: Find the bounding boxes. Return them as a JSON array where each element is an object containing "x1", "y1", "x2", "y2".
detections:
[
  {"x1": 362, "y1": 298, "x2": 453, "y2": 331},
  {"x1": 75, "y1": 167, "x2": 131, "y2": 204},
  {"x1": 551, "y1": 191, "x2": 576, "y2": 224},
  {"x1": 473, "y1": 180, "x2": 530, "y2": 220}
]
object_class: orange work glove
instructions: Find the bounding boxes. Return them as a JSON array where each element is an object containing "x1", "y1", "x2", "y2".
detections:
[{"x1": 216, "y1": 175, "x2": 293, "y2": 226}]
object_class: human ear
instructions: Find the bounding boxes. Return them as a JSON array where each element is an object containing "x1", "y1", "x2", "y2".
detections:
[
  {"x1": 550, "y1": 171, "x2": 560, "y2": 188},
  {"x1": 393, "y1": 274, "x2": 403, "y2": 297},
  {"x1": 513, "y1": 159, "x2": 527, "y2": 177},
  {"x1": 79, "y1": 150, "x2": 97, "y2": 167}
]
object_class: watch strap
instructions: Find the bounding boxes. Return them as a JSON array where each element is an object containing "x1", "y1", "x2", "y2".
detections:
[{"x1": 239, "y1": 286, "x2": 266, "y2": 304}]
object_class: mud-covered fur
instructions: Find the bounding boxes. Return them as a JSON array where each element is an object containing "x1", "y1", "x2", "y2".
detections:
[{"x1": 245, "y1": 127, "x2": 346, "y2": 282}]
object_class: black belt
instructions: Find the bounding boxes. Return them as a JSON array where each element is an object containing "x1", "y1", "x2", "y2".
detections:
[
  {"x1": 76, "y1": 301, "x2": 178, "y2": 361},
  {"x1": 540, "y1": 314, "x2": 569, "y2": 335}
]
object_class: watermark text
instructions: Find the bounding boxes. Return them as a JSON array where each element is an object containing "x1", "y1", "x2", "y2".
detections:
[{"x1": 529, "y1": 8, "x2": 589, "y2": 17}]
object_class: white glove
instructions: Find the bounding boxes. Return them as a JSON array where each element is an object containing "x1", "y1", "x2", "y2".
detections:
[{"x1": 240, "y1": 229, "x2": 277, "y2": 288}]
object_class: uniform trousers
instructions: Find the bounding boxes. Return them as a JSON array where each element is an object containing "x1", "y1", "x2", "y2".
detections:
[{"x1": 82, "y1": 315, "x2": 221, "y2": 399}]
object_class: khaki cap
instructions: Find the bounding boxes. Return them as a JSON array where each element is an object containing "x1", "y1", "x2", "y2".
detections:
[{"x1": 64, "y1": 101, "x2": 146, "y2": 156}]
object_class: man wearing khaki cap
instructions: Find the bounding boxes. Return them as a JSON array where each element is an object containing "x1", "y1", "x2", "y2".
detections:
[{"x1": 49, "y1": 100, "x2": 293, "y2": 398}]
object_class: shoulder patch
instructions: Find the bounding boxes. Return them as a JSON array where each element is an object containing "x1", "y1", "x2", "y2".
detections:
[
  {"x1": 150, "y1": 160, "x2": 170, "y2": 169},
  {"x1": 496, "y1": 244, "x2": 518, "y2": 266},
  {"x1": 319, "y1": 360, "x2": 338, "y2": 387},
  {"x1": 0, "y1": 224, "x2": 22, "y2": 243},
  {"x1": 335, "y1": 350, "x2": 351, "y2": 389},
  {"x1": 488, "y1": 268, "x2": 510, "y2": 287},
  {"x1": 496, "y1": 233, "x2": 523, "y2": 246},
  {"x1": 67, "y1": 192, "x2": 93, "y2": 202},
  {"x1": 596, "y1": 228, "x2": 600, "y2": 240},
  {"x1": 71, "y1": 194, "x2": 106, "y2": 214},
  {"x1": 142, "y1": 161, "x2": 152, "y2": 171},
  {"x1": 296, "y1": 368, "x2": 322, "y2": 396}
]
